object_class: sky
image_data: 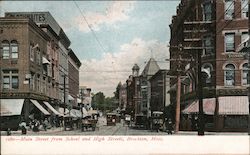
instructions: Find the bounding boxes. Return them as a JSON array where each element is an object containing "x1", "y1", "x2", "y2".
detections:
[{"x1": 0, "y1": 1, "x2": 180, "y2": 97}]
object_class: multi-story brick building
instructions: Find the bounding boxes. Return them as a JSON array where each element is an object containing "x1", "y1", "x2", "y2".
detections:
[
  {"x1": 0, "y1": 17, "x2": 52, "y2": 126},
  {"x1": 140, "y1": 58, "x2": 160, "y2": 117},
  {"x1": 169, "y1": 0, "x2": 249, "y2": 131},
  {"x1": 126, "y1": 64, "x2": 141, "y2": 120},
  {"x1": 68, "y1": 49, "x2": 81, "y2": 107},
  {"x1": 0, "y1": 12, "x2": 81, "y2": 130}
]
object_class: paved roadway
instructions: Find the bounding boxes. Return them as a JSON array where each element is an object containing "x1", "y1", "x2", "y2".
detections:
[{"x1": 1, "y1": 117, "x2": 248, "y2": 136}]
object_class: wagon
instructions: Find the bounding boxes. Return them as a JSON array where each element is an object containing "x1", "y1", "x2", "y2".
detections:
[{"x1": 81, "y1": 118, "x2": 98, "y2": 131}]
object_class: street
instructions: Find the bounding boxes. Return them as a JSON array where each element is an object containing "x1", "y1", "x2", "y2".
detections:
[{"x1": 1, "y1": 117, "x2": 248, "y2": 136}]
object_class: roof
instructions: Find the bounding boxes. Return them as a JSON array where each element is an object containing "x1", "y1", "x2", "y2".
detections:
[
  {"x1": 141, "y1": 58, "x2": 160, "y2": 77},
  {"x1": 218, "y1": 96, "x2": 249, "y2": 115},
  {"x1": 182, "y1": 98, "x2": 216, "y2": 115}
]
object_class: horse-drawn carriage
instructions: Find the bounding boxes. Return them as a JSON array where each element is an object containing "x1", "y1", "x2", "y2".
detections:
[{"x1": 81, "y1": 117, "x2": 98, "y2": 131}]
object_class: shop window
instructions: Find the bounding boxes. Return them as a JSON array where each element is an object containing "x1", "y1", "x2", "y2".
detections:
[
  {"x1": 225, "y1": 0, "x2": 235, "y2": 20},
  {"x1": 2, "y1": 40, "x2": 10, "y2": 59},
  {"x1": 225, "y1": 33, "x2": 235, "y2": 52},
  {"x1": 241, "y1": 0, "x2": 248, "y2": 18},
  {"x1": 242, "y1": 63, "x2": 249, "y2": 85},
  {"x1": 224, "y1": 116, "x2": 248, "y2": 128},
  {"x1": 224, "y1": 64, "x2": 235, "y2": 86}
]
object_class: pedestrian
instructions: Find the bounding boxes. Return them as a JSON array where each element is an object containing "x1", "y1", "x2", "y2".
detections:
[
  {"x1": 33, "y1": 119, "x2": 40, "y2": 132},
  {"x1": 19, "y1": 119, "x2": 27, "y2": 135},
  {"x1": 7, "y1": 128, "x2": 11, "y2": 136},
  {"x1": 43, "y1": 118, "x2": 49, "y2": 131}
]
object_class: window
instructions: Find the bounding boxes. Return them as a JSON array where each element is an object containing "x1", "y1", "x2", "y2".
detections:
[
  {"x1": 241, "y1": 0, "x2": 248, "y2": 18},
  {"x1": 30, "y1": 72, "x2": 35, "y2": 90},
  {"x1": 241, "y1": 32, "x2": 248, "y2": 43},
  {"x1": 225, "y1": 0, "x2": 234, "y2": 20},
  {"x1": 225, "y1": 33, "x2": 235, "y2": 52},
  {"x1": 203, "y1": 3, "x2": 212, "y2": 21},
  {"x1": 2, "y1": 70, "x2": 19, "y2": 90},
  {"x1": 202, "y1": 64, "x2": 213, "y2": 84},
  {"x1": 30, "y1": 44, "x2": 34, "y2": 61},
  {"x1": 37, "y1": 48, "x2": 41, "y2": 65},
  {"x1": 224, "y1": 64, "x2": 235, "y2": 86},
  {"x1": 10, "y1": 40, "x2": 18, "y2": 59},
  {"x1": 37, "y1": 74, "x2": 40, "y2": 92},
  {"x1": 242, "y1": 63, "x2": 249, "y2": 85},
  {"x1": 202, "y1": 36, "x2": 214, "y2": 55},
  {"x1": 2, "y1": 41, "x2": 10, "y2": 59}
]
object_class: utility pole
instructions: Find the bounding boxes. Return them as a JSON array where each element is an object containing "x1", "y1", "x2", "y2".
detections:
[
  {"x1": 175, "y1": 74, "x2": 181, "y2": 133},
  {"x1": 80, "y1": 88, "x2": 84, "y2": 131},
  {"x1": 248, "y1": 0, "x2": 250, "y2": 136},
  {"x1": 197, "y1": 49, "x2": 204, "y2": 135},
  {"x1": 63, "y1": 74, "x2": 66, "y2": 131}
]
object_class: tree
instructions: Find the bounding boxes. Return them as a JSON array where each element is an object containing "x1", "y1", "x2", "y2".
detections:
[{"x1": 92, "y1": 92, "x2": 105, "y2": 111}]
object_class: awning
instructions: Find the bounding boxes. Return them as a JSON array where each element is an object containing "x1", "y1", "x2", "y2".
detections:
[
  {"x1": 68, "y1": 95, "x2": 75, "y2": 101},
  {"x1": 43, "y1": 101, "x2": 62, "y2": 116},
  {"x1": 87, "y1": 110, "x2": 98, "y2": 115},
  {"x1": 77, "y1": 98, "x2": 82, "y2": 103},
  {"x1": 58, "y1": 107, "x2": 75, "y2": 118},
  {"x1": 70, "y1": 109, "x2": 82, "y2": 118},
  {"x1": 70, "y1": 109, "x2": 79, "y2": 118},
  {"x1": 182, "y1": 98, "x2": 216, "y2": 115},
  {"x1": 82, "y1": 107, "x2": 89, "y2": 118},
  {"x1": 42, "y1": 57, "x2": 51, "y2": 64},
  {"x1": 218, "y1": 96, "x2": 249, "y2": 115},
  {"x1": 30, "y1": 100, "x2": 50, "y2": 115},
  {"x1": 0, "y1": 99, "x2": 24, "y2": 116}
]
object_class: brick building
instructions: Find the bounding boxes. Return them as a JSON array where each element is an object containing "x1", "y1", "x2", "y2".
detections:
[
  {"x1": 0, "y1": 17, "x2": 52, "y2": 125},
  {"x1": 169, "y1": 0, "x2": 249, "y2": 131},
  {"x1": 126, "y1": 64, "x2": 141, "y2": 120},
  {"x1": 68, "y1": 49, "x2": 81, "y2": 107},
  {"x1": 0, "y1": 12, "x2": 81, "y2": 130}
]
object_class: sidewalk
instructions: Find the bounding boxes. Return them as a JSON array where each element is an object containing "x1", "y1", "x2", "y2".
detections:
[
  {"x1": 173, "y1": 131, "x2": 249, "y2": 135},
  {"x1": 1, "y1": 127, "x2": 64, "y2": 136}
]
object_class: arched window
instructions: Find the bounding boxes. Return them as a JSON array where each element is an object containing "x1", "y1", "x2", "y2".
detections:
[
  {"x1": 242, "y1": 63, "x2": 249, "y2": 85},
  {"x1": 2, "y1": 40, "x2": 10, "y2": 59},
  {"x1": 10, "y1": 40, "x2": 18, "y2": 59},
  {"x1": 224, "y1": 64, "x2": 235, "y2": 86},
  {"x1": 202, "y1": 63, "x2": 213, "y2": 84}
]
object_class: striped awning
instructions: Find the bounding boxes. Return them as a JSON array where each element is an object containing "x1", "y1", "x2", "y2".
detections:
[
  {"x1": 30, "y1": 100, "x2": 50, "y2": 115},
  {"x1": 182, "y1": 98, "x2": 216, "y2": 115},
  {"x1": 43, "y1": 102, "x2": 62, "y2": 116},
  {"x1": 218, "y1": 96, "x2": 249, "y2": 115}
]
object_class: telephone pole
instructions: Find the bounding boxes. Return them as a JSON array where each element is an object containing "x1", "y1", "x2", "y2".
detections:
[{"x1": 63, "y1": 74, "x2": 66, "y2": 131}]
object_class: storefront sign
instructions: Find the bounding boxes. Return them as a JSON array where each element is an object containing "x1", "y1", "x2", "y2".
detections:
[{"x1": 5, "y1": 13, "x2": 47, "y2": 23}]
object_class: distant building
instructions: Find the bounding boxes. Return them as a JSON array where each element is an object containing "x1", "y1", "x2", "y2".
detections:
[
  {"x1": 140, "y1": 58, "x2": 160, "y2": 117},
  {"x1": 118, "y1": 83, "x2": 127, "y2": 111},
  {"x1": 149, "y1": 69, "x2": 170, "y2": 113},
  {"x1": 79, "y1": 86, "x2": 92, "y2": 110},
  {"x1": 126, "y1": 64, "x2": 141, "y2": 120},
  {"x1": 68, "y1": 49, "x2": 81, "y2": 107}
]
